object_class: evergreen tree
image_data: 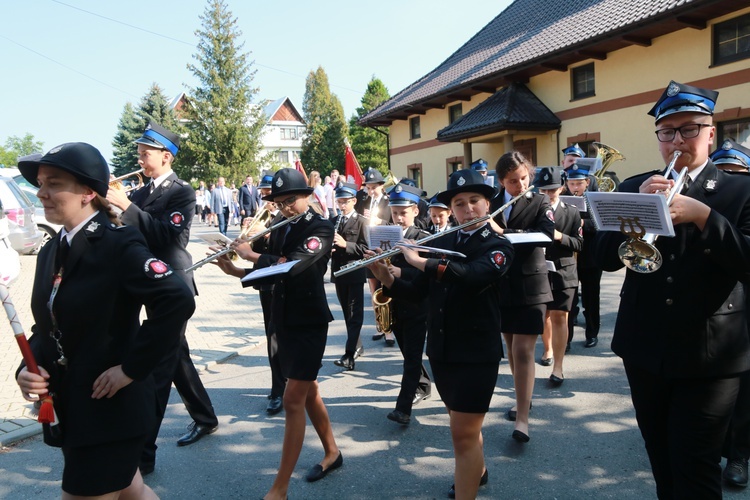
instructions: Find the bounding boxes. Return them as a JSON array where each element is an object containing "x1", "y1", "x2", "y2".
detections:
[
  {"x1": 301, "y1": 66, "x2": 349, "y2": 176},
  {"x1": 110, "y1": 84, "x2": 180, "y2": 177},
  {"x1": 349, "y1": 76, "x2": 391, "y2": 175},
  {"x1": 180, "y1": 0, "x2": 265, "y2": 185}
]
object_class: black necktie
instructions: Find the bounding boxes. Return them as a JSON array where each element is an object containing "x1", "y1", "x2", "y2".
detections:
[
  {"x1": 457, "y1": 232, "x2": 469, "y2": 246},
  {"x1": 56, "y1": 237, "x2": 70, "y2": 272},
  {"x1": 149, "y1": 182, "x2": 156, "y2": 194}
]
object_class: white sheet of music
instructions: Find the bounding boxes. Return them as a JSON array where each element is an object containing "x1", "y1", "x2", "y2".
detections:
[
  {"x1": 504, "y1": 232, "x2": 552, "y2": 244},
  {"x1": 584, "y1": 191, "x2": 675, "y2": 237},
  {"x1": 198, "y1": 232, "x2": 234, "y2": 246},
  {"x1": 368, "y1": 225, "x2": 403, "y2": 251},
  {"x1": 559, "y1": 195, "x2": 587, "y2": 212},
  {"x1": 241, "y1": 260, "x2": 300, "y2": 282}
]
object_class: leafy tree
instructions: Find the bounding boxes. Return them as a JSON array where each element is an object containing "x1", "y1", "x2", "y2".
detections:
[
  {"x1": 180, "y1": 0, "x2": 265, "y2": 185},
  {"x1": 111, "y1": 84, "x2": 181, "y2": 177},
  {"x1": 301, "y1": 66, "x2": 349, "y2": 176},
  {"x1": 349, "y1": 76, "x2": 390, "y2": 175},
  {"x1": 0, "y1": 134, "x2": 44, "y2": 166}
]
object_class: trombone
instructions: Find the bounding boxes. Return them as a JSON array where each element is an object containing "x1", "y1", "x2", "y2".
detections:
[
  {"x1": 109, "y1": 169, "x2": 145, "y2": 193},
  {"x1": 617, "y1": 151, "x2": 684, "y2": 273},
  {"x1": 334, "y1": 185, "x2": 535, "y2": 278},
  {"x1": 187, "y1": 211, "x2": 305, "y2": 272}
]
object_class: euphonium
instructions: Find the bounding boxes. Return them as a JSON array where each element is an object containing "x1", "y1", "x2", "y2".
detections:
[
  {"x1": 593, "y1": 142, "x2": 625, "y2": 192},
  {"x1": 617, "y1": 151, "x2": 684, "y2": 273},
  {"x1": 109, "y1": 168, "x2": 145, "y2": 193}
]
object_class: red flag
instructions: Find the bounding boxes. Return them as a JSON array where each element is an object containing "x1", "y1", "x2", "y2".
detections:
[
  {"x1": 294, "y1": 157, "x2": 309, "y2": 184},
  {"x1": 344, "y1": 139, "x2": 365, "y2": 188}
]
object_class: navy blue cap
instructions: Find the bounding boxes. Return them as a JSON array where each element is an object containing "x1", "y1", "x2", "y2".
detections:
[
  {"x1": 471, "y1": 158, "x2": 488, "y2": 172},
  {"x1": 258, "y1": 171, "x2": 274, "y2": 189},
  {"x1": 534, "y1": 166, "x2": 564, "y2": 190},
  {"x1": 388, "y1": 182, "x2": 423, "y2": 206},
  {"x1": 262, "y1": 168, "x2": 314, "y2": 201},
  {"x1": 710, "y1": 139, "x2": 750, "y2": 170},
  {"x1": 565, "y1": 162, "x2": 590, "y2": 180},
  {"x1": 648, "y1": 81, "x2": 718, "y2": 123},
  {"x1": 562, "y1": 143, "x2": 586, "y2": 158},
  {"x1": 437, "y1": 169, "x2": 496, "y2": 206},
  {"x1": 334, "y1": 181, "x2": 358, "y2": 199},
  {"x1": 135, "y1": 122, "x2": 180, "y2": 156},
  {"x1": 18, "y1": 142, "x2": 110, "y2": 197},
  {"x1": 428, "y1": 195, "x2": 449, "y2": 210},
  {"x1": 363, "y1": 168, "x2": 385, "y2": 184}
]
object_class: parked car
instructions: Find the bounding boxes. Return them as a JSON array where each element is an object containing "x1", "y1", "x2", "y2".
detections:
[
  {"x1": 0, "y1": 195, "x2": 21, "y2": 285},
  {"x1": 3, "y1": 166, "x2": 63, "y2": 251},
  {"x1": 0, "y1": 175, "x2": 44, "y2": 254}
]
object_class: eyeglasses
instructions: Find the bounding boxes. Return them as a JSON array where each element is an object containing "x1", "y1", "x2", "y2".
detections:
[
  {"x1": 655, "y1": 123, "x2": 711, "y2": 142},
  {"x1": 274, "y1": 195, "x2": 299, "y2": 209}
]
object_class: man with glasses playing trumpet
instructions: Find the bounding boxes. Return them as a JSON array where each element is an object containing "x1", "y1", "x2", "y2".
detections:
[
  {"x1": 594, "y1": 81, "x2": 750, "y2": 499},
  {"x1": 107, "y1": 122, "x2": 219, "y2": 473}
]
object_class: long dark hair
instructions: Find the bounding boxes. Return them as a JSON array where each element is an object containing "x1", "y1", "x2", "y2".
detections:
[
  {"x1": 495, "y1": 151, "x2": 533, "y2": 180},
  {"x1": 92, "y1": 195, "x2": 122, "y2": 226}
]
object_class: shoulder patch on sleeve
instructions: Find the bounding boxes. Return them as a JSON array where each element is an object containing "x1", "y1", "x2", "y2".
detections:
[
  {"x1": 304, "y1": 236, "x2": 323, "y2": 253},
  {"x1": 490, "y1": 250, "x2": 507, "y2": 269},
  {"x1": 169, "y1": 211, "x2": 185, "y2": 227},
  {"x1": 144, "y1": 258, "x2": 173, "y2": 279}
]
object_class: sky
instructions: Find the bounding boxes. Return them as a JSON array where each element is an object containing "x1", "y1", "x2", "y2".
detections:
[{"x1": 0, "y1": 0, "x2": 515, "y2": 164}]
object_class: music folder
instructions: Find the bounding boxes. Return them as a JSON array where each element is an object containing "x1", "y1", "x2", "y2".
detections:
[
  {"x1": 584, "y1": 191, "x2": 675, "y2": 236},
  {"x1": 241, "y1": 260, "x2": 300, "y2": 282}
]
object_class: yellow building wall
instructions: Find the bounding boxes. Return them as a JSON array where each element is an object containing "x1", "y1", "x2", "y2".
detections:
[{"x1": 388, "y1": 7, "x2": 750, "y2": 194}]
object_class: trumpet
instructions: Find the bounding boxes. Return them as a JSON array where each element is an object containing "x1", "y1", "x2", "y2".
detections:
[
  {"x1": 617, "y1": 151, "x2": 684, "y2": 273},
  {"x1": 187, "y1": 211, "x2": 305, "y2": 272},
  {"x1": 334, "y1": 185, "x2": 535, "y2": 277},
  {"x1": 109, "y1": 168, "x2": 145, "y2": 193}
]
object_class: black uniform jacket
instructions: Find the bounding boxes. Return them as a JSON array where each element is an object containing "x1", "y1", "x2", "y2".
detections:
[
  {"x1": 388, "y1": 226, "x2": 430, "y2": 320},
  {"x1": 386, "y1": 223, "x2": 514, "y2": 363},
  {"x1": 248, "y1": 211, "x2": 283, "y2": 292},
  {"x1": 251, "y1": 208, "x2": 335, "y2": 327},
  {"x1": 121, "y1": 171, "x2": 197, "y2": 294},
  {"x1": 329, "y1": 211, "x2": 369, "y2": 285},
  {"x1": 23, "y1": 212, "x2": 195, "y2": 447},
  {"x1": 547, "y1": 201, "x2": 583, "y2": 290},
  {"x1": 491, "y1": 190, "x2": 554, "y2": 306},
  {"x1": 594, "y1": 161, "x2": 750, "y2": 378},
  {"x1": 355, "y1": 192, "x2": 392, "y2": 225}
]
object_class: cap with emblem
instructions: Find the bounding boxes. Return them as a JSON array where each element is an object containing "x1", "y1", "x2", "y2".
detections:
[
  {"x1": 562, "y1": 144, "x2": 586, "y2": 158},
  {"x1": 533, "y1": 166, "x2": 564, "y2": 190},
  {"x1": 471, "y1": 159, "x2": 488, "y2": 172},
  {"x1": 428, "y1": 195, "x2": 449, "y2": 210},
  {"x1": 335, "y1": 182, "x2": 358, "y2": 199},
  {"x1": 135, "y1": 122, "x2": 180, "y2": 156},
  {"x1": 437, "y1": 169, "x2": 496, "y2": 206},
  {"x1": 262, "y1": 168, "x2": 314, "y2": 201},
  {"x1": 18, "y1": 142, "x2": 110, "y2": 197},
  {"x1": 363, "y1": 168, "x2": 385, "y2": 185},
  {"x1": 399, "y1": 177, "x2": 427, "y2": 197},
  {"x1": 388, "y1": 182, "x2": 424, "y2": 206},
  {"x1": 709, "y1": 139, "x2": 750, "y2": 170},
  {"x1": 564, "y1": 161, "x2": 590, "y2": 180},
  {"x1": 648, "y1": 80, "x2": 719, "y2": 123},
  {"x1": 258, "y1": 171, "x2": 274, "y2": 189}
]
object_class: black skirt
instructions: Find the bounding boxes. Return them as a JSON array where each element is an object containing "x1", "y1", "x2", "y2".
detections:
[
  {"x1": 62, "y1": 435, "x2": 146, "y2": 496},
  {"x1": 276, "y1": 323, "x2": 328, "y2": 381},
  {"x1": 500, "y1": 303, "x2": 546, "y2": 335},
  {"x1": 547, "y1": 287, "x2": 576, "y2": 311},
  {"x1": 431, "y1": 360, "x2": 499, "y2": 413}
]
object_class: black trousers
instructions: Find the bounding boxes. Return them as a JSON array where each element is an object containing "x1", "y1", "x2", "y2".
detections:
[
  {"x1": 624, "y1": 360, "x2": 740, "y2": 499},
  {"x1": 335, "y1": 281, "x2": 364, "y2": 354},
  {"x1": 392, "y1": 306, "x2": 430, "y2": 415},
  {"x1": 142, "y1": 321, "x2": 218, "y2": 466},
  {"x1": 724, "y1": 370, "x2": 750, "y2": 461},
  {"x1": 568, "y1": 266, "x2": 603, "y2": 343},
  {"x1": 260, "y1": 289, "x2": 286, "y2": 398}
]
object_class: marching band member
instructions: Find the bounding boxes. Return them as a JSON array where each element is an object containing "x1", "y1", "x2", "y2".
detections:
[
  {"x1": 535, "y1": 167, "x2": 582, "y2": 385},
  {"x1": 490, "y1": 151, "x2": 554, "y2": 442},
  {"x1": 230, "y1": 168, "x2": 342, "y2": 500},
  {"x1": 593, "y1": 81, "x2": 750, "y2": 498},
  {"x1": 15, "y1": 143, "x2": 194, "y2": 498},
  {"x1": 330, "y1": 182, "x2": 369, "y2": 371},
  {"x1": 427, "y1": 195, "x2": 454, "y2": 234},
  {"x1": 382, "y1": 182, "x2": 432, "y2": 426},
  {"x1": 107, "y1": 122, "x2": 218, "y2": 472},
  {"x1": 368, "y1": 169, "x2": 513, "y2": 499}
]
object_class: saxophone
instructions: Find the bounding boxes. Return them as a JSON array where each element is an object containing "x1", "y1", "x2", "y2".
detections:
[{"x1": 372, "y1": 257, "x2": 393, "y2": 335}]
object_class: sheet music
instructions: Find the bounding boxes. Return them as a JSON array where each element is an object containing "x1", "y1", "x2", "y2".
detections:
[
  {"x1": 241, "y1": 260, "x2": 300, "y2": 282},
  {"x1": 584, "y1": 191, "x2": 674, "y2": 236},
  {"x1": 198, "y1": 232, "x2": 234, "y2": 246},
  {"x1": 504, "y1": 232, "x2": 552, "y2": 244},
  {"x1": 559, "y1": 195, "x2": 587, "y2": 212},
  {"x1": 368, "y1": 225, "x2": 403, "y2": 251}
]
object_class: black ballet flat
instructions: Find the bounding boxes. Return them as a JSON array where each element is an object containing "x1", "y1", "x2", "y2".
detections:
[
  {"x1": 549, "y1": 374, "x2": 564, "y2": 387},
  {"x1": 505, "y1": 401, "x2": 532, "y2": 421},
  {"x1": 512, "y1": 430, "x2": 530, "y2": 443},
  {"x1": 448, "y1": 468, "x2": 488, "y2": 498}
]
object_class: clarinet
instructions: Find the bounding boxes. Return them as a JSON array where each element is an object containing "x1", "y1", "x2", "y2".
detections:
[{"x1": 331, "y1": 214, "x2": 343, "y2": 254}]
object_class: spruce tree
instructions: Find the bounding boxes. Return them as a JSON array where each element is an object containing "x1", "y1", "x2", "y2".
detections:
[
  {"x1": 180, "y1": 0, "x2": 264, "y2": 185},
  {"x1": 301, "y1": 66, "x2": 349, "y2": 176},
  {"x1": 349, "y1": 76, "x2": 391, "y2": 175}
]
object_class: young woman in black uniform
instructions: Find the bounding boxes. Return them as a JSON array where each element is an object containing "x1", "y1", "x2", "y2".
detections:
[
  {"x1": 490, "y1": 152, "x2": 554, "y2": 442},
  {"x1": 369, "y1": 169, "x2": 514, "y2": 500},
  {"x1": 15, "y1": 143, "x2": 195, "y2": 498}
]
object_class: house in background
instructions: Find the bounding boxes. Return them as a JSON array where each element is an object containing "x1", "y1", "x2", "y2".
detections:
[
  {"x1": 359, "y1": 0, "x2": 750, "y2": 196},
  {"x1": 260, "y1": 97, "x2": 306, "y2": 167}
]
